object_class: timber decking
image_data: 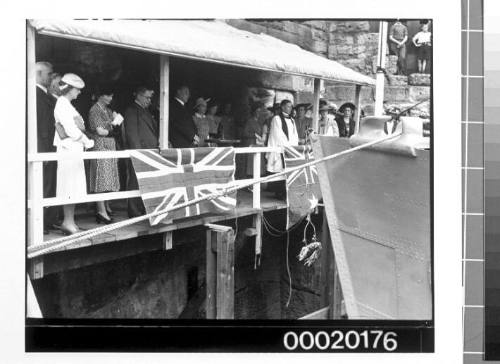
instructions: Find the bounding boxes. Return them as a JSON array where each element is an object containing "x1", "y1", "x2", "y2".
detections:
[{"x1": 42, "y1": 189, "x2": 287, "y2": 254}]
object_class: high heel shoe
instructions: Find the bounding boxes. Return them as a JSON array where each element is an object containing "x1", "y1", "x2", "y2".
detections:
[
  {"x1": 105, "y1": 205, "x2": 114, "y2": 216},
  {"x1": 60, "y1": 226, "x2": 80, "y2": 236},
  {"x1": 96, "y1": 212, "x2": 113, "y2": 225}
]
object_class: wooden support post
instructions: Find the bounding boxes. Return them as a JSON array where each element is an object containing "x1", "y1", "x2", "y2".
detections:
[
  {"x1": 354, "y1": 84, "x2": 362, "y2": 134},
  {"x1": 29, "y1": 257, "x2": 44, "y2": 280},
  {"x1": 162, "y1": 231, "x2": 173, "y2": 250},
  {"x1": 27, "y1": 24, "x2": 44, "y2": 248},
  {"x1": 375, "y1": 21, "x2": 388, "y2": 116},
  {"x1": 252, "y1": 152, "x2": 261, "y2": 209},
  {"x1": 311, "y1": 78, "x2": 322, "y2": 133},
  {"x1": 159, "y1": 55, "x2": 170, "y2": 149},
  {"x1": 216, "y1": 228, "x2": 235, "y2": 319},
  {"x1": 205, "y1": 224, "x2": 235, "y2": 319},
  {"x1": 253, "y1": 213, "x2": 262, "y2": 268},
  {"x1": 206, "y1": 229, "x2": 217, "y2": 319}
]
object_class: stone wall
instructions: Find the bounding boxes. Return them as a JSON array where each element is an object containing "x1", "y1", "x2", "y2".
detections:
[{"x1": 227, "y1": 20, "x2": 431, "y2": 118}]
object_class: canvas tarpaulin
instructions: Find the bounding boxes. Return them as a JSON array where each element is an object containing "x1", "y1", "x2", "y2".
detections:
[{"x1": 29, "y1": 19, "x2": 375, "y2": 86}]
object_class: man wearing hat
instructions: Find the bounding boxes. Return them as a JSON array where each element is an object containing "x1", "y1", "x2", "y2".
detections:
[
  {"x1": 294, "y1": 103, "x2": 313, "y2": 144},
  {"x1": 169, "y1": 85, "x2": 199, "y2": 148}
]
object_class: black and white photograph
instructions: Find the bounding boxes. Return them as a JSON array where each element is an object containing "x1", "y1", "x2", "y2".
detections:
[{"x1": 23, "y1": 17, "x2": 435, "y2": 352}]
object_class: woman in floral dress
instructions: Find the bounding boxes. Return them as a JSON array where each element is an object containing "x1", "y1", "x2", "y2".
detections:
[{"x1": 88, "y1": 85, "x2": 121, "y2": 224}]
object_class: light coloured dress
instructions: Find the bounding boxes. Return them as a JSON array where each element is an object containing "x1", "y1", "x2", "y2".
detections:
[
  {"x1": 88, "y1": 103, "x2": 120, "y2": 193},
  {"x1": 53, "y1": 96, "x2": 91, "y2": 200}
]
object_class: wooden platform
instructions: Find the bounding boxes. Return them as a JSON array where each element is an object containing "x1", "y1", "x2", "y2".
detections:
[{"x1": 42, "y1": 189, "x2": 287, "y2": 254}]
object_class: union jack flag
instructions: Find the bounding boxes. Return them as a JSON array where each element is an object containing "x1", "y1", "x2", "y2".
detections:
[
  {"x1": 129, "y1": 147, "x2": 236, "y2": 225},
  {"x1": 283, "y1": 145, "x2": 322, "y2": 228}
]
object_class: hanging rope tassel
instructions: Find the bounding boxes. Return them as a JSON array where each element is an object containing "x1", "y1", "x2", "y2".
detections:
[{"x1": 297, "y1": 214, "x2": 322, "y2": 267}]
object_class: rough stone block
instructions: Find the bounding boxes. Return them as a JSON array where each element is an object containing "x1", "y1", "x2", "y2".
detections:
[
  {"x1": 311, "y1": 28, "x2": 328, "y2": 41},
  {"x1": 388, "y1": 75, "x2": 408, "y2": 86},
  {"x1": 408, "y1": 73, "x2": 431, "y2": 86},
  {"x1": 302, "y1": 20, "x2": 328, "y2": 31},
  {"x1": 310, "y1": 39, "x2": 328, "y2": 54},
  {"x1": 384, "y1": 86, "x2": 409, "y2": 102},
  {"x1": 385, "y1": 55, "x2": 398, "y2": 74},
  {"x1": 409, "y1": 86, "x2": 431, "y2": 102}
]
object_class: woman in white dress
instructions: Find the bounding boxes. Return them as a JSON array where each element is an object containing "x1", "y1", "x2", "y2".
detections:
[{"x1": 53, "y1": 73, "x2": 94, "y2": 235}]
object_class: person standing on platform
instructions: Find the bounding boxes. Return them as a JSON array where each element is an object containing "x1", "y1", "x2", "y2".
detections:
[
  {"x1": 36, "y1": 62, "x2": 60, "y2": 234},
  {"x1": 388, "y1": 19, "x2": 408, "y2": 75},
  {"x1": 335, "y1": 102, "x2": 356, "y2": 138},
  {"x1": 169, "y1": 85, "x2": 199, "y2": 148},
  {"x1": 53, "y1": 73, "x2": 94, "y2": 235},
  {"x1": 413, "y1": 21, "x2": 432, "y2": 73},
  {"x1": 123, "y1": 86, "x2": 158, "y2": 218},
  {"x1": 88, "y1": 85, "x2": 123, "y2": 224},
  {"x1": 266, "y1": 99, "x2": 299, "y2": 199},
  {"x1": 294, "y1": 103, "x2": 313, "y2": 144},
  {"x1": 219, "y1": 103, "x2": 236, "y2": 140},
  {"x1": 318, "y1": 104, "x2": 339, "y2": 137},
  {"x1": 192, "y1": 97, "x2": 209, "y2": 147}
]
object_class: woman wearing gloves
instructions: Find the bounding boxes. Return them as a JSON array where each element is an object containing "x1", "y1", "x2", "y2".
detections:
[
  {"x1": 53, "y1": 73, "x2": 94, "y2": 235},
  {"x1": 88, "y1": 84, "x2": 122, "y2": 224}
]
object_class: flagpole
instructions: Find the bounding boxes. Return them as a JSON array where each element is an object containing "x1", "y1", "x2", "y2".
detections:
[{"x1": 28, "y1": 132, "x2": 403, "y2": 258}]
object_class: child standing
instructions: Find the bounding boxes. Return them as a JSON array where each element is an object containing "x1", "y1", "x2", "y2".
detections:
[{"x1": 412, "y1": 22, "x2": 432, "y2": 73}]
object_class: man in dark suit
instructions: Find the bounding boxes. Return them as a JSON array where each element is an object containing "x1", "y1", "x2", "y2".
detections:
[
  {"x1": 36, "y1": 62, "x2": 60, "y2": 233},
  {"x1": 124, "y1": 86, "x2": 159, "y2": 217},
  {"x1": 168, "y1": 85, "x2": 199, "y2": 148}
]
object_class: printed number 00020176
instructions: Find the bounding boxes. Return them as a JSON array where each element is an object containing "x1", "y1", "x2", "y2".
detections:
[{"x1": 283, "y1": 330, "x2": 398, "y2": 352}]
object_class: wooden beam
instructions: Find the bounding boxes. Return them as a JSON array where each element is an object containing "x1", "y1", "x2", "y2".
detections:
[
  {"x1": 253, "y1": 213, "x2": 262, "y2": 268},
  {"x1": 252, "y1": 152, "x2": 261, "y2": 209},
  {"x1": 311, "y1": 78, "x2": 322, "y2": 133},
  {"x1": 216, "y1": 228, "x2": 235, "y2": 319},
  {"x1": 206, "y1": 229, "x2": 217, "y2": 319},
  {"x1": 205, "y1": 224, "x2": 235, "y2": 319},
  {"x1": 29, "y1": 257, "x2": 44, "y2": 280},
  {"x1": 159, "y1": 55, "x2": 170, "y2": 149},
  {"x1": 162, "y1": 231, "x2": 173, "y2": 250},
  {"x1": 354, "y1": 84, "x2": 362, "y2": 134},
  {"x1": 27, "y1": 23, "x2": 44, "y2": 248}
]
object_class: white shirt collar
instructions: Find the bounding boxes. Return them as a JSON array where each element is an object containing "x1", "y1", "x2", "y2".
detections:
[
  {"x1": 36, "y1": 84, "x2": 47, "y2": 94},
  {"x1": 175, "y1": 97, "x2": 185, "y2": 106}
]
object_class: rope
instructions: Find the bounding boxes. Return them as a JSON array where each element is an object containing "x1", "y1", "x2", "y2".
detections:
[
  {"x1": 285, "y1": 230, "x2": 292, "y2": 307},
  {"x1": 28, "y1": 132, "x2": 402, "y2": 259}
]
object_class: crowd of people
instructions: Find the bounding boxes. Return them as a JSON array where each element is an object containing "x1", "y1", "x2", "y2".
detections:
[{"x1": 36, "y1": 61, "x2": 359, "y2": 235}]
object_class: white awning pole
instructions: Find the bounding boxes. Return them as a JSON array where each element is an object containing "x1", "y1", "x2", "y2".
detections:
[{"x1": 375, "y1": 21, "x2": 388, "y2": 116}]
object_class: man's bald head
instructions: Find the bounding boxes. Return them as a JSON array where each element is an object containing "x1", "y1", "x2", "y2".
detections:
[{"x1": 36, "y1": 62, "x2": 53, "y2": 88}]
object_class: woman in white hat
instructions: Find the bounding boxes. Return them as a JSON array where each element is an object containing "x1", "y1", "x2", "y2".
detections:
[{"x1": 53, "y1": 73, "x2": 94, "y2": 235}]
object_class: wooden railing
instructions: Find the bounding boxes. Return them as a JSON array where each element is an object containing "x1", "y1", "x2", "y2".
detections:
[{"x1": 27, "y1": 147, "x2": 282, "y2": 248}]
